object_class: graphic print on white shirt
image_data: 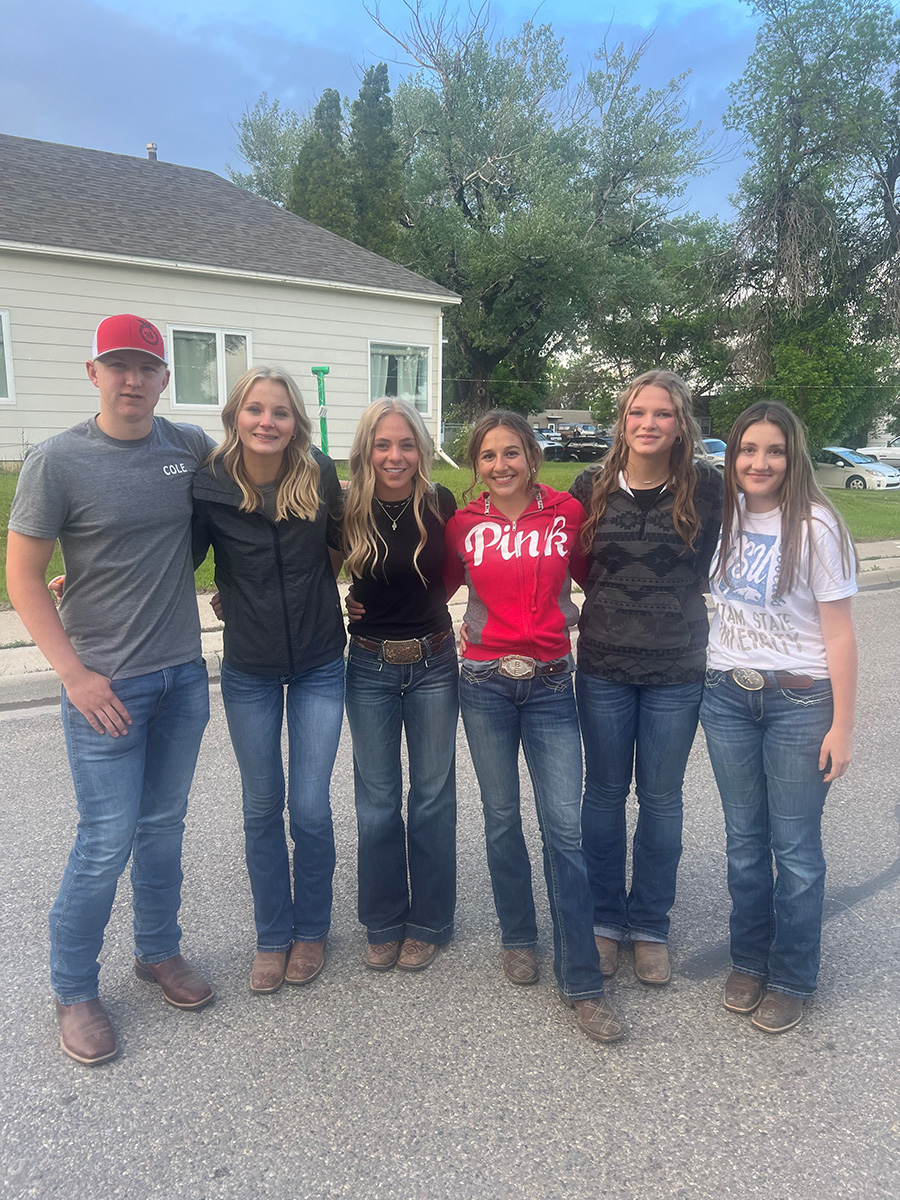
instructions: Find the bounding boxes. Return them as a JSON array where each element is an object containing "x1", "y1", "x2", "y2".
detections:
[{"x1": 719, "y1": 530, "x2": 781, "y2": 610}]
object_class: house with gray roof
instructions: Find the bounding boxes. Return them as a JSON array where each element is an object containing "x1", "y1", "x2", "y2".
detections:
[{"x1": 0, "y1": 133, "x2": 459, "y2": 459}]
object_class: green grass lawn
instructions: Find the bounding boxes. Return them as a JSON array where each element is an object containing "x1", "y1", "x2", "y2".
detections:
[{"x1": 3, "y1": 462, "x2": 899, "y2": 608}]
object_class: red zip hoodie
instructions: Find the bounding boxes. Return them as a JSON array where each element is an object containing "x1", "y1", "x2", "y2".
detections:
[{"x1": 444, "y1": 485, "x2": 587, "y2": 663}]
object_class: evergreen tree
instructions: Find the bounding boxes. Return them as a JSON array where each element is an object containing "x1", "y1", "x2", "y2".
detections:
[
  {"x1": 287, "y1": 89, "x2": 356, "y2": 242},
  {"x1": 349, "y1": 64, "x2": 402, "y2": 259}
]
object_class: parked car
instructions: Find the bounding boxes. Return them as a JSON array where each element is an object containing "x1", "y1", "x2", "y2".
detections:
[
  {"x1": 857, "y1": 435, "x2": 900, "y2": 469},
  {"x1": 813, "y1": 447, "x2": 900, "y2": 490},
  {"x1": 534, "y1": 430, "x2": 565, "y2": 460},
  {"x1": 533, "y1": 426, "x2": 562, "y2": 442},
  {"x1": 696, "y1": 438, "x2": 726, "y2": 471},
  {"x1": 557, "y1": 423, "x2": 598, "y2": 439},
  {"x1": 557, "y1": 434, "x2": 613, "y2": 463}
]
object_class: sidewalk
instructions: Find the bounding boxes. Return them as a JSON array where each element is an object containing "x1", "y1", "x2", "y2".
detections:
[{"x1": 2, "y1": 539, "x2": 898, "y2": 708}]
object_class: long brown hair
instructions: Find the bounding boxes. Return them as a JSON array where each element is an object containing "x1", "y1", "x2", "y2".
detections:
[
  {"x1": 343, "y1": 398, "x2": 444, "y2": 584},
  {"x1": 464, "y1": 411, "x2": 543, "y2": 502},
  {"x1": 581, "y1": 370, "x2": 702, "y2": 551},
  {"x1": 209, "y1": 365, "x2": 321, "y2": 521},
  {"x1": 717, "y1": 401, "x2": 856, "y2": 599}
]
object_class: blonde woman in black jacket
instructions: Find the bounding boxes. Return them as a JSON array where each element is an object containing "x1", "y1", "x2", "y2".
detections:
[{"x1": 192, "y1": 366, "x2": 345, "y2": 995}]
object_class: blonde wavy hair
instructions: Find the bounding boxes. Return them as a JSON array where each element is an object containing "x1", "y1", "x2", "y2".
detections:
[
  {"x1": 344, "y1": 398, "x2": 444, "y2": 584},
  {"x1": 209, "y1": 365, "x2": 321, "y2": 521},
  {"x1": 717, "y1": 401, "x2": 856, "y2": 599},
  {"x1": 581, "y1": 370, "x2": 702, "y2": 551}
]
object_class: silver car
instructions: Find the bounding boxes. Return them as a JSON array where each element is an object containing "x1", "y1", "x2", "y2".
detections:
[
  {"x1": 813, "y1": 447, "x2": 900, "y2": 490},
  {"x1": 857, "y1": 435, "x2": 900, "y2": 469}
]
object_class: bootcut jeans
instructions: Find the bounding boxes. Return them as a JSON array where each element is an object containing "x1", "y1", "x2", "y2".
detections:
[
  {"x1": 221, "y1": 656, "x2": 345, "y2": 952},
  {"x1": 576, "y1": 670, "x2": 702, "y2": 945},
  {"x1": 345, "y1": 634, "x2": 458, "y2": 946},
  {"x1": 700, "y1": 669, "x2": 834, "y2": 997},
  {"x1": 459, "y1": 659, "x2": 605, "y2": 1001}
]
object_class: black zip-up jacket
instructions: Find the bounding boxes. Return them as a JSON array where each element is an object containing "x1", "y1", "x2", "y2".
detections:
[
  {"x1": 570, "y1": 461, "x2": 723, "y2": 685},
  {"x1": 192, "y1": 449, "x2": 346, "y2": 677}
]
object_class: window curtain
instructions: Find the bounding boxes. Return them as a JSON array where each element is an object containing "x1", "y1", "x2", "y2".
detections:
[
  {"x1": 371, "y1": 349, "x2": 390, "y2": 399},
  {"x1": 0, "y1": 323, "x2": 8, "y2": 400},
  {"x1": 173, "y1": 330, "x2": 217, "y2": 405}
]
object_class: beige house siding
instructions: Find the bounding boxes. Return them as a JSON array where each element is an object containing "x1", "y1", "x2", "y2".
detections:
[{"x1": 0, "y1": 246, "x2": 448, "y2": 460}]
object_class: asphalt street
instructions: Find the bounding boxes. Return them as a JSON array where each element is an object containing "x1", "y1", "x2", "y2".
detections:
[{"x1": 0, "y1": 588, "x2": 898, "y2": 1200}]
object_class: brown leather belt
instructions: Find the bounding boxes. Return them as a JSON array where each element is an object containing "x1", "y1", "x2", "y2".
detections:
[
  {"x1": 351, "y1": 628, "x2": 454, "y2": 665},
  {"x1": 729, "y1": 668, "x2": 815, "y2": 691}
]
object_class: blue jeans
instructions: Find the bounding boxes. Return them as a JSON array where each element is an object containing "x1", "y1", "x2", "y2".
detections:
[
  {"x1": 700, "y1": 670, "x2": 833, "y2": 997},
  {"x1": 576, "y1": 671, "x2": 703, "y2": 944},
  {"x1": 345, "y1": 636, "x2": 458, "y2": 944},
  {"x1": 50, "y1": 658, "x2": 210, "y2": 1003},
  {"x1": 459, "y1": 660, "x2": 605, "y2": 1000},
  {"x1": 221, "y1": 656, "x2": 344, "y2": 951}
]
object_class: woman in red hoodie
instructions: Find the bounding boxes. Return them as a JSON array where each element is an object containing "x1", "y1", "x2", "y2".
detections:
[{"x1": 445, "y1": 412, "x2": 624, "y2": 1044}]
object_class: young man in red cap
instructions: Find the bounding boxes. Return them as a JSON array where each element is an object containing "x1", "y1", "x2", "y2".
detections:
[{"x1": 6, "y1": 314, "x2": 216, "y2": 1065}]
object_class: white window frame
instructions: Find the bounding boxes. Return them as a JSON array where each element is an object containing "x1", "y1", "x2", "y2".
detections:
[
  {"x1": 0, "y1": 311, "x2": 16, "y2": 405},
  {"x1": 368, "y1": 340, "x2": 431, "y2": 417},
  {"x1": 168, "y1": 325, "x2": 253, "y2": 409}
]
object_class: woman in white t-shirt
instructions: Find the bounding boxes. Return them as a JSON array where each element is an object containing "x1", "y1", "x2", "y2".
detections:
[{"x1": 700, "y1": 401, "x2": 858, "y2": 1034}]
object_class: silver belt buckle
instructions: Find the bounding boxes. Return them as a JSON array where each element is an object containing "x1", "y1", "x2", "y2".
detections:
[
  {"x1": 732, "y1": 668, "x2": 765, "y2": 691},
  {"x1": 498, "y1": 655, "x2": 536, "y2": 680}
]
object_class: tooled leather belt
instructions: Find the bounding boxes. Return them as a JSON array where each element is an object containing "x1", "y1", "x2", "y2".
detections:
[{"x1": 351, "y1": 628, "x2": 454, "y2": 664}]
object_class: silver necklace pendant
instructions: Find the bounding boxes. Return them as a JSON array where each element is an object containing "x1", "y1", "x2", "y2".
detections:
[{"x1": 375, "y1": 494, "x2": 414, "y2": 530}]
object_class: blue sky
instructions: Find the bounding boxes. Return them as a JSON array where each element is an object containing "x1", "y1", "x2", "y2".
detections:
[{"x1": 2, "y1": 0, "x2": 763, "y2": 219}]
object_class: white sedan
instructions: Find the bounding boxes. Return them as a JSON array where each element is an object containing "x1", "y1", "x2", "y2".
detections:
[
  {"x1": 813, "y1": 447, "x2": 900, "y2": 490},
  {"x1": 857, "y1": 436, "x2": 900, "y2": 469}
]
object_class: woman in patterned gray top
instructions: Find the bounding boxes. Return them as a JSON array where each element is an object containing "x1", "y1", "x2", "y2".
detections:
[{"x1": 570, "y1": 370, "x2": 723, "y2": 988}]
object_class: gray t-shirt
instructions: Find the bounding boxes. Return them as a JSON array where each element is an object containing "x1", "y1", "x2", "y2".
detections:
[{"x1": 9, "y1": 416, "x2": 215, "y2": 680}]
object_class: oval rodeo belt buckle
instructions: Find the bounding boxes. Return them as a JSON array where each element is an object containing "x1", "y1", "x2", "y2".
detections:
[
  {"x1": 732, "y1": 668, "x2": 766, "y2": 691},
  {"x1": 498, "y1": 655, "x2": 537, "y2": 679}
]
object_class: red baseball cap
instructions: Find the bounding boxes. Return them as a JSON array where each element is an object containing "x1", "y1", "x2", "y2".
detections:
[{"x1": 92, "y1": 314, "x2": 167, "y2": 364}]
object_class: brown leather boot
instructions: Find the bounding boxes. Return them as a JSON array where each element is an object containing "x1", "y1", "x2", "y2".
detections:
[
  {"x1": 397, "y1": 938, "x2": 437, "y2": 971},
  {"x1": 56, "y1": 998, "x2": 118, "y2": 1065},
  {"x1": 633, "y1": 940, "x2": 671, "y2": 985},
  {"x1": 723, "y1": 970, "x2": 764, "y2": 1014},
  {"x1": 134, "y1": 954, "x2": 214, "y2": 1009},
  {"x1": 364, "y1": 941, "x2": 401, "y2": 971},
  {"x1": 285, "y1": 939, "x2": 326, "y2": 985},
  {"x1": 594, "y1": 935, "x2": 619, "y2": 978},
  {"x1": 503, "y1": 947, "x2": 539, "y2": 985},
  {"x1": 250, "y1": 950, "x2": 289, "y2": 993}
]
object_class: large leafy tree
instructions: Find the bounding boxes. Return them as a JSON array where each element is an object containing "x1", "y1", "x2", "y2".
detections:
[
  {"x1": 227, "y1": 93, "x2": 307, "y2": 207},
  {"x1": 725, "y1": 0, "x2": 900, "y2": 442},
  {"x1": 556, "y1": 218, "x2": 742, "y2": 417},
  {"x1": 377, "y1": 6, "x2": 710, "y2": 415}
]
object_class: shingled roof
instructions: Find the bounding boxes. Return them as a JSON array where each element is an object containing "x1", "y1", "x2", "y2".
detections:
[{"x1": 0, "y1": 133, "x2": 457, "y2": 302}]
